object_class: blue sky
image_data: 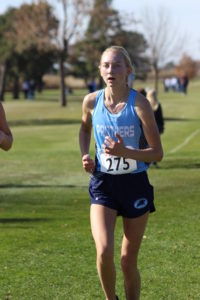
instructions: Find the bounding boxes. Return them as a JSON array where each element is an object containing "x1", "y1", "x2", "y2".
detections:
[
  {"x1": 1, "y1": 0, "x2": 199, "y2": 61},
  {"x1": 113, "y1": 0, "x2": 200, "y2": 60}
]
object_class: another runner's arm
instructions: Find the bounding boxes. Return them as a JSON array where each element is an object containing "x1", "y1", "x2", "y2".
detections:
[{"x1": 0, "y1": 103, "x2": 13, "y2": 151}]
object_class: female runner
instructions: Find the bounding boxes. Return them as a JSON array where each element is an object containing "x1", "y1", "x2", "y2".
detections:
[{"x1": 79, "y1": 46, "x2": 163, "y2": 300}]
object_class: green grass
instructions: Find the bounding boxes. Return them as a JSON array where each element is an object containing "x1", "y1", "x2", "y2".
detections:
[{"x1": 0, "y1": 81, "x2": 200, "y2": 299}]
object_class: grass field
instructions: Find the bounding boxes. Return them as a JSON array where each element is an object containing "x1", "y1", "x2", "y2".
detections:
[{"x1": 0, "y1": 81, "x2": 200, "y2": 300}]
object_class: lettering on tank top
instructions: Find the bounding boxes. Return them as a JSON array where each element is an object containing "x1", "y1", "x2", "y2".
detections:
[{"x1": 96, "y1": 124, "x2": 135, "y2": 138}]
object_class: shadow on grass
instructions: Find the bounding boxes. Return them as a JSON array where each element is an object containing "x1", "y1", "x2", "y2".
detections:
[
  {"x1": 8, "y1": 118, "x2": 80, "y2": 127},
  {"x1": 0, "y1": 184, "x2": 87, "y2": 189},
  {"x1": 164, "y1": 117, "x2": 194, "y2": 122},
  {"x1": 0, "y1": 217, "x2": 50, "y2": 224},
  {"x1": 36, "y1": 94, "x2": 83, "y2": 103},
  {"x1": 159, "y1": 161, "x2": 200, "y2": 169}
]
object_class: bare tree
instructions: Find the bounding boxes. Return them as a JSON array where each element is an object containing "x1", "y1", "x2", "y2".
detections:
[
  {"x1": 55, "y1": 0, "x2": 91, "y2": 106},
  {"x1": 141, "y1": 6, "x2": 185, "y2": 92},
  {"x1": 0, "y1": 8, "x2": 16, "y2": 101},
  {"x1": 6, "y1": 0, "x2": 90, "y2": 106}
]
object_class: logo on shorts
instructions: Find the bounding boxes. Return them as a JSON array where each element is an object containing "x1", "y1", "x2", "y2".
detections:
[{"x1": 134, "y1": 198, "x2": 148, "y2": 209}]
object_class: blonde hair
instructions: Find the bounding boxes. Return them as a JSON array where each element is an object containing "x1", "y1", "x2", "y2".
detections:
[{"x1": 100, "y1": 46, "x2": 135, "y2": 74}]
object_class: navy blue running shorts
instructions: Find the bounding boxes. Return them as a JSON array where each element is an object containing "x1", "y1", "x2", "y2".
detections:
[{"x1": 88, "y1": 171, "x2": 155, "y2": 218}]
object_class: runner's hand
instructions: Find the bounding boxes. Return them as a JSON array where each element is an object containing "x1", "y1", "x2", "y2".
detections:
[
  {"x1": 103, "y1": 133, "x2": 125, "y2": 156},
  {"x1": 82, "y1": 154, "x2": 95, "y2": 173}
]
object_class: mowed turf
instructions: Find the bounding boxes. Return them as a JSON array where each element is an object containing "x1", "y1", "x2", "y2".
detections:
[{"x1": 0, "y1": 81, "x2": 199, "y2": 300}]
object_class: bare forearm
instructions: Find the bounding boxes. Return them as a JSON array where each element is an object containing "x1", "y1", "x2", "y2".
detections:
[
  {"x1": 103, "y1": 133, "x2": 163, "y2": 163},
  {"x1": 79, "y1": 127, "x2": 91, "y2": 157},
  {"x1": 123, "y1": 146, "x2": 163, "y2": 163},
  {"x1": 79, "y1": 126, "x2": 95, "y2": 173}
]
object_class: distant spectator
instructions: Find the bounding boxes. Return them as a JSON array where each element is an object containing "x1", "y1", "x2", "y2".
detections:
[
  {"x1": 171, "y1": 76, "x2": 179, "y2": 92},
  {"x1": 0, "y1": 102, "x2": 13, "y2": 151},
  {"x1": 87, "y1": 78, "x2": 97, "y2": 93},
  {"x1": 147, "y1": 89, "x2": 164, "y2": 167},
  {"x1": 177, "y1": 77, "x2": 182, "y2": 92},
  {"x1": 164, "y1": 77, "x2": 171, "y2": 92},
  {"x1": 22, "y1": 80, "x2": 29, "y2": 99},
  {"x1": 147, "y1": 89, "x2": 164, "y2": 134},
  {"x1": 65, "y1": 87, "x2": 73, "y2": 95},
  {"x1": 28, "y1": 80, "x2": 36, "y2": 100},
  {"x1": 180, "y1": 75, "x2": 189, "y2": 95}
]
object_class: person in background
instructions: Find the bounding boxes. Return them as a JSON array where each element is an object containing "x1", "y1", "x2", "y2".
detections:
[
  {"x1": 146, "y1": 89, "x2": 164, "y2": 135},
  {"x1": 22, "y1": 80, "x2": 29, "y2": 99},
  {"x1": 163, "y1": 77, "x2": 171, "y2": 92},
  {"x1": 28, "y1": 79, "x2": 36, "y2": 100},
  {"x1": 88, "y1": 78, "x2": 97, "y2": 93},
  {"x1": 0, "y1": 102, "x2": 13, "y2": 151},
  {"x1": 181, "y1": 75, "x2": 189, "y2": 95},
  {"x1": 171, "y1": 76, "x2": 178, "y2": 92},
  {"x1": 146, "y1": 89, "x2": 164, "y2": 166},
  {"x1": 79, "y1": 45, "x2": 163, "y2": 300}
]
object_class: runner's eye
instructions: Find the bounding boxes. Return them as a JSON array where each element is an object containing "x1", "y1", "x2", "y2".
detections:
[
  {"x1": 102, "y1": 63, "x2": 109, "y2": 68},
  {"x1": 113, "y1": 63, "x2": 121, "y2": 68}
]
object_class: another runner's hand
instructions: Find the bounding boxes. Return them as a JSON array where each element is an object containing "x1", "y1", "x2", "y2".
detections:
[
  {"x1": 103, "y1": 133, "x2": 125, "y2": 156},
  {"x1": 82, "y1": 154, "x2": 95, "y2": 173}
]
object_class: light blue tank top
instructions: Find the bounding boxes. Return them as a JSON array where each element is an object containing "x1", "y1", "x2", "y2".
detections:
[{"x1": 92, "y1": 89, "x2": 148, "y2": 174}]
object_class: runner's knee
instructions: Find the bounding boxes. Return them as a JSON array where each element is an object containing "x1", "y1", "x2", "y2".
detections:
[
  {"x1": 97, "y1": 245, "x2": 114, "y2": 264},
  {"x1": 121, "y1": 253, "x2": 138, "y2": 276}
]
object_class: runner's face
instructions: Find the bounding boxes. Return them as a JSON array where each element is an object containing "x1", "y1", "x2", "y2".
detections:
[{"x1": 100, "y1": 50, "x2": 129, "y2": 87}]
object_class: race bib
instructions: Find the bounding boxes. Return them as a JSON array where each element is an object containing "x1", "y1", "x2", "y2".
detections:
[{"x1": 100, "y1": 151, "x2": 137, "y2": 174}]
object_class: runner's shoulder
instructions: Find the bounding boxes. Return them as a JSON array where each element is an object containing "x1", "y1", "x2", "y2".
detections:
[
  {"x1": 135, "y1": 90, "x2": 151, "y2": 114},
  {"x1": 83, "y1": 91, "x2": 99, "y2": 111}
]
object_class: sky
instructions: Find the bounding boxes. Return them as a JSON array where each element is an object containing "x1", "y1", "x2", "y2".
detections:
[
  {"x1": 113, "y1": 0, "x2": 200, "y2": 61},
  {"x1": 0, "y1": 0, "x2": 199, "y2": 61}
]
